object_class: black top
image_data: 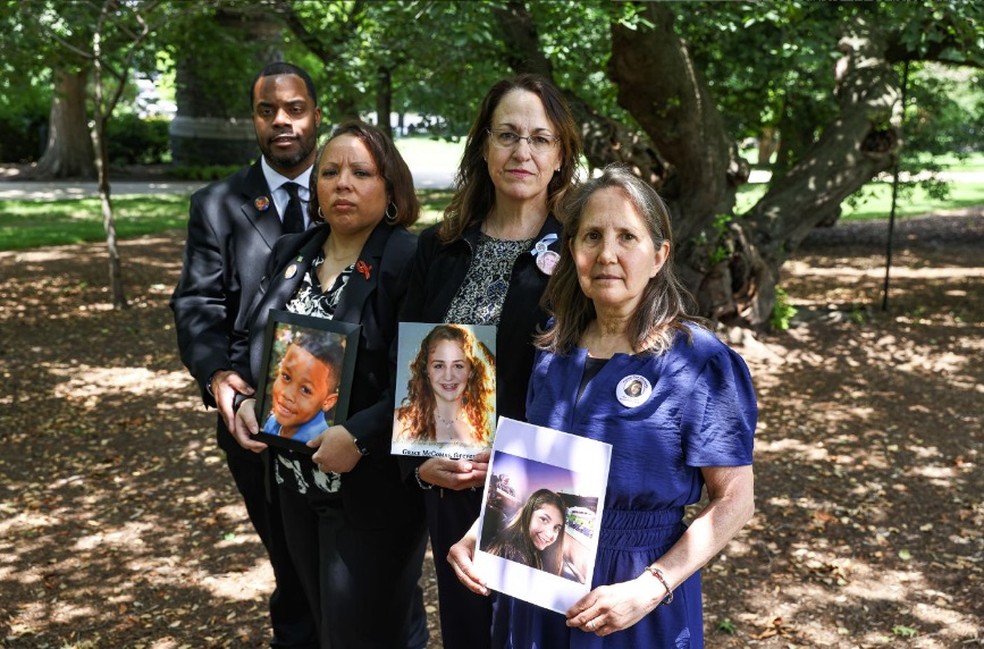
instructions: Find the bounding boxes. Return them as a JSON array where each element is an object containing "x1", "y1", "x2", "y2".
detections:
[
  {"x1": 399, "y1": 217, "x2": 564, "y2": 475},
  {"x1": 231, "y1": 221, "x2": 422, "y2": 528}
]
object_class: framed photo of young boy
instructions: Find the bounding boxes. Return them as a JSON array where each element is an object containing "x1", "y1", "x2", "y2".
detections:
[
  {"x1": 473, "y1": 417, "x2": 612, "y2": 614},
  {"x1": 252, "y1": 309, "x2": 360, "y2": 455},
  {"x1": 391, "y1": 322, "x2": 497, "y2": 459}
]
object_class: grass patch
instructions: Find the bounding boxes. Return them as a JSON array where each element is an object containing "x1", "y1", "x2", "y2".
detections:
[
  {"x1": 735, "y1": 175, "x2": 984, "y2": 221},
  {"x1": 416, "y1": 189, "x2": 454, "y2": 230},
  {"x1": 842, "y1": 178, "x2": 984, "y2": 220},
  {"x1": 928, "y1": 151, "x2": 984, "y2": 173},
  {"x1": 0, "y1": 190, "x2": 456, "y2": 251},
  {"x1": 0, "y1": 195, "x2": 189, "y2": 251}
]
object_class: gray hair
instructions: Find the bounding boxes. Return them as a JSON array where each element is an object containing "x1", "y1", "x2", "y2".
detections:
[{"x1": 536, "y1": 164, "x2": 697, "y2": 355}]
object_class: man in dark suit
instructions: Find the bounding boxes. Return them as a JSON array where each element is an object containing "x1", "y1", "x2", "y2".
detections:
[{"x1": 170, "y1": 62, "x2": 321, "y2": 648}]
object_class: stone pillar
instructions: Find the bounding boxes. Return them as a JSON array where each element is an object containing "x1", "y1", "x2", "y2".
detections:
[{"x1": 170, "y1": 10, "x2": 283, "y2": 167}]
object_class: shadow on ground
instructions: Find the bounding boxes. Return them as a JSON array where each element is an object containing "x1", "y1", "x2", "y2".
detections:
[{"x1": 0, "y1": 211, "x2": 981, "y2": 648}]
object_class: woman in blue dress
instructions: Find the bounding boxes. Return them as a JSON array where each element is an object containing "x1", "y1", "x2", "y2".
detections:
[{"x1": 449, "y1": 164, "x2": 757, "y2": 648}]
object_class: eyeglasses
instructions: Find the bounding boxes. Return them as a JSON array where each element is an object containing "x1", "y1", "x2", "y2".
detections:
[{"x1": 487, "y1": 129, "x2": 558, "y2": 154}]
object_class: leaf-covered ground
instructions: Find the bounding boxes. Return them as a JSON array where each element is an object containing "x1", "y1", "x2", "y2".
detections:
[{"x1": 0, "y1": 210, "x2": 980, "y2": 648}]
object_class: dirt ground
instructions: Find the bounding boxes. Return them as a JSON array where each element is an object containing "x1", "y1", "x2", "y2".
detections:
[{"x1": 0, "y1": 209, "x2": 981, "y2": 648}]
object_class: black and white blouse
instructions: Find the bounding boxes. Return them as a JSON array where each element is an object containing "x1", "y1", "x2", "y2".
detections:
[
  {"x1": 275, "y1": 251, "x2": 354, "y2": 496},
  {"x1": 444, "y1": 232, "x2": 533, "y2": 325}
]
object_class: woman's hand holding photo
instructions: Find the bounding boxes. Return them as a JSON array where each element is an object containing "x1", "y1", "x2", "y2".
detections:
[
  {"x1": 231, "y1": 397, "x2": 268, "y2": 453},
  {"x1": 565, "y1": 575, "x2": 667, "y2": 637},
  {"x1": 418, "y1": 449, "x2": 490, "y2": 490},
  {"x1": 447, "y1": 524, "x2": 489, "y2": 597},
  {"x1": 309, "y1": 425, "x2": 362, "y2": 473}
]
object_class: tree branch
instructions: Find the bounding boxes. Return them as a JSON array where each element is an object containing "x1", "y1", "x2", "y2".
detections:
[
  {"x1": 609, "y1": 3, "x2": 738, "y2": 240},
  {"x1": 491, "y1": 1, "x2": 669, "y2": 186}
]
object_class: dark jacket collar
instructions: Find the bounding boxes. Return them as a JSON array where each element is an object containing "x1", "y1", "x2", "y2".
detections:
[
  {"x1": 266, "y1": 220, "x2": 395, "y2": 324},
  {"x1": 459, "y1": 213, "x2": 562, "y2": 253}
]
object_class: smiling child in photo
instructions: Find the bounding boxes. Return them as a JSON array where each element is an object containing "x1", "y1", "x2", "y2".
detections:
[{"x1": 262, "y1": 331, "x2": 343, "y2": 443}]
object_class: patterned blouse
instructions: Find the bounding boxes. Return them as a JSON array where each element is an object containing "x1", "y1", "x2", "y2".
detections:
[
  {"x1": 275, "y1": 251, "x2": 353, "y2": 496},
  {"x1": 444, "y1": 233, "x2": 533, "y2": 325}
]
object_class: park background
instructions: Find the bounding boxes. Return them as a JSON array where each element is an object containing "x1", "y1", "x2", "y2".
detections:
[{"x1": 0, "y1": 1, "x2": 981, "y2": 647}]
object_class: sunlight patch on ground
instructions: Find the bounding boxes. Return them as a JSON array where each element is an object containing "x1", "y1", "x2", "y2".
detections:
[
  {"x1": 904, "y1": 463, "x2": 964, "y2": 489},
  {"x1": 783, "y1": 259, "x2": 984, "y2": 279},
  {"x1": 199, "y1": 560, "x2": 273, "y2": 602},
  {"x1": 15, "y1": 600, "x2": 100, "y2": 629},
  {"x1": 74, "y1": 520, "x2": 154, "y2": 551},
  {"x1": 0, "y1": 510, "x2": 60, "y2": 537},
  {"x1": 0, "y1": 248, "x2": 81, "y2": 263},
  {"x1": 755, "y1": 437, "x2": 832, "y2": 461},
  {"x1": 50, "y1": 365, "x2": 190, "y2": 399},
  {"x1": 147, "y1": 640, "x2": 181, "y2": 649}
]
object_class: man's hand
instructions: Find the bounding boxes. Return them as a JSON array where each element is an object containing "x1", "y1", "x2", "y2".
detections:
[
  {"x1": 211, "y1": 370, "x2": 254, "y2": 435},
  {"x1": 231, "y1": 398, "x2": 268, "y2": 453}
]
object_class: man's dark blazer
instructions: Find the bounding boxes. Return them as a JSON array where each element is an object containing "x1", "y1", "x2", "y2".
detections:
[
  {"x1": 170, "y1": 160, "x2": 283, "y2": 451},
  {"x1": 232, "y1": 220, "x2": 424, "y2": 529},
  {"x1": 170, "y1": 159, "x2": 317, "y2": 646}
]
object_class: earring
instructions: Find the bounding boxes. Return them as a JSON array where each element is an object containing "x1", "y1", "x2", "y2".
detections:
[
  {"x1": 318, "y1": 206, "x2": 325, "y2": 220},
  {"x1": 384, "y1": 202, "x2": 398, "y2": 224}
]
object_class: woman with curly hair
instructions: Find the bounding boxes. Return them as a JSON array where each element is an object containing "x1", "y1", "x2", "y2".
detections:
[
  {"x1": 395, "y1": 324, "x2": 495, "y2": 447},
  {"x1": 485, "y1": 488, "x2": 567, "y2": 576}
]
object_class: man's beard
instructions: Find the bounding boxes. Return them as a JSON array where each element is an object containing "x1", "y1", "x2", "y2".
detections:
[{"x1": 262, "y1": 134, "x2": 316, "y2": 171}]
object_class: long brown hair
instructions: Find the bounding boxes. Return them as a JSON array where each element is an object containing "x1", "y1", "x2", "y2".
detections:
[
  {"x1": 537, "y1": 165, "x2": 698, "y2": 355},
  {"x1": 487, "y1": 488, "x2": 567, "y2": 575},
  {"x1": 438, "y1": 74, "x2": 582, "y2": 243},
  {"x1": 395, "y1": 325, "x2": 496, "y2": 444}
]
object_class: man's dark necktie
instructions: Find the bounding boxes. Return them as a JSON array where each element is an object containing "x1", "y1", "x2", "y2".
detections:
[{"x1": 282, "y1": 182, "x2": 305, "y2": 234}]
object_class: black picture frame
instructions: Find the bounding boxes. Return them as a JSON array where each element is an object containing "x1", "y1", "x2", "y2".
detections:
[{"x1": 253, "y1": 309, "x2": 360, "y2": 455}]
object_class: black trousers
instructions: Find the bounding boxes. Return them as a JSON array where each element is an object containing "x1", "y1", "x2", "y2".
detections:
[
  {"x1": 425, "y1": 487, "x2": 493, "y2": 649},
  {"x1": 278, "y1": 479, "x2": 429, "y2": 649},
  {"x1": 222, "y1": 432, "x2": 318, "y2": 648}
]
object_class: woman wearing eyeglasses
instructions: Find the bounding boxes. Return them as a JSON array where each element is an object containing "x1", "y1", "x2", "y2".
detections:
[{"x1": 400, "y1": 74, "x2": 582, "y2": 649}]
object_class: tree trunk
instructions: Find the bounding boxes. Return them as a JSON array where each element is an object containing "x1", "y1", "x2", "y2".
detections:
[
  {"x1": 376, "y1": 65, "x2": 393, "y2": 138},
  {"x1": 90, "y1": 12, "x2": 126, "y2": 309},
  {"x1": 609, "y1": 4, "x2": 746, "y2": 320},
  {"x1": 92, "y1": 114, "x2": 126, "y2": 309},
  {"x1": 172, "y1": 9, "x2": 283, "y2": 167},
  {"x1": 33, "y1": 67, "x2": 96, "y2": 179},
  {"x1": 492, "y1": 1, "x2": 670, "y2": 187},
  {"x1": 738, "y1": 22, "x2": 901, "y2": 324},
  {"x1": 609, "y1": 7, "x2": 901, "y2": 327}
]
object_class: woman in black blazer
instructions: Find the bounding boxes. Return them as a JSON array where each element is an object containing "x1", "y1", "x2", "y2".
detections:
[
  {"x1": 230, "y1": 121, "x2": 427, "y2": 649},
  {"x1": 400, "y1": 74, "x2": 582, "y2": 649}
]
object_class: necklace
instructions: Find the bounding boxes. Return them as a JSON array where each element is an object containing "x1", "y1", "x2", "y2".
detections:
[
  {"x1": 483, "y1": 213, "x2": 544, "y2": 241},
  {"x1": 435, "y1": 411, "x2": 460, "y2": 430}
]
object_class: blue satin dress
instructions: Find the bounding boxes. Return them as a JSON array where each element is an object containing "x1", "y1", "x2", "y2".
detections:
[{"x1": 492, "y1": 324, "x2": 756, "y2": 649}]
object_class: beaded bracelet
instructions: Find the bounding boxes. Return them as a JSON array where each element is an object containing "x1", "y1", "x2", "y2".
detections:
[
  {"x1": 642, "y1": 565, "x2": 674, "y2": 606},
  {"x1": 414, "y1": 466, "x2": 434, "y2": 490}
]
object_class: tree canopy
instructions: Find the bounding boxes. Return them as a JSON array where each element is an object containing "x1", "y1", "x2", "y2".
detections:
[{"x1": 3, "y1": 0, "x2": 981, "y2": 324}]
